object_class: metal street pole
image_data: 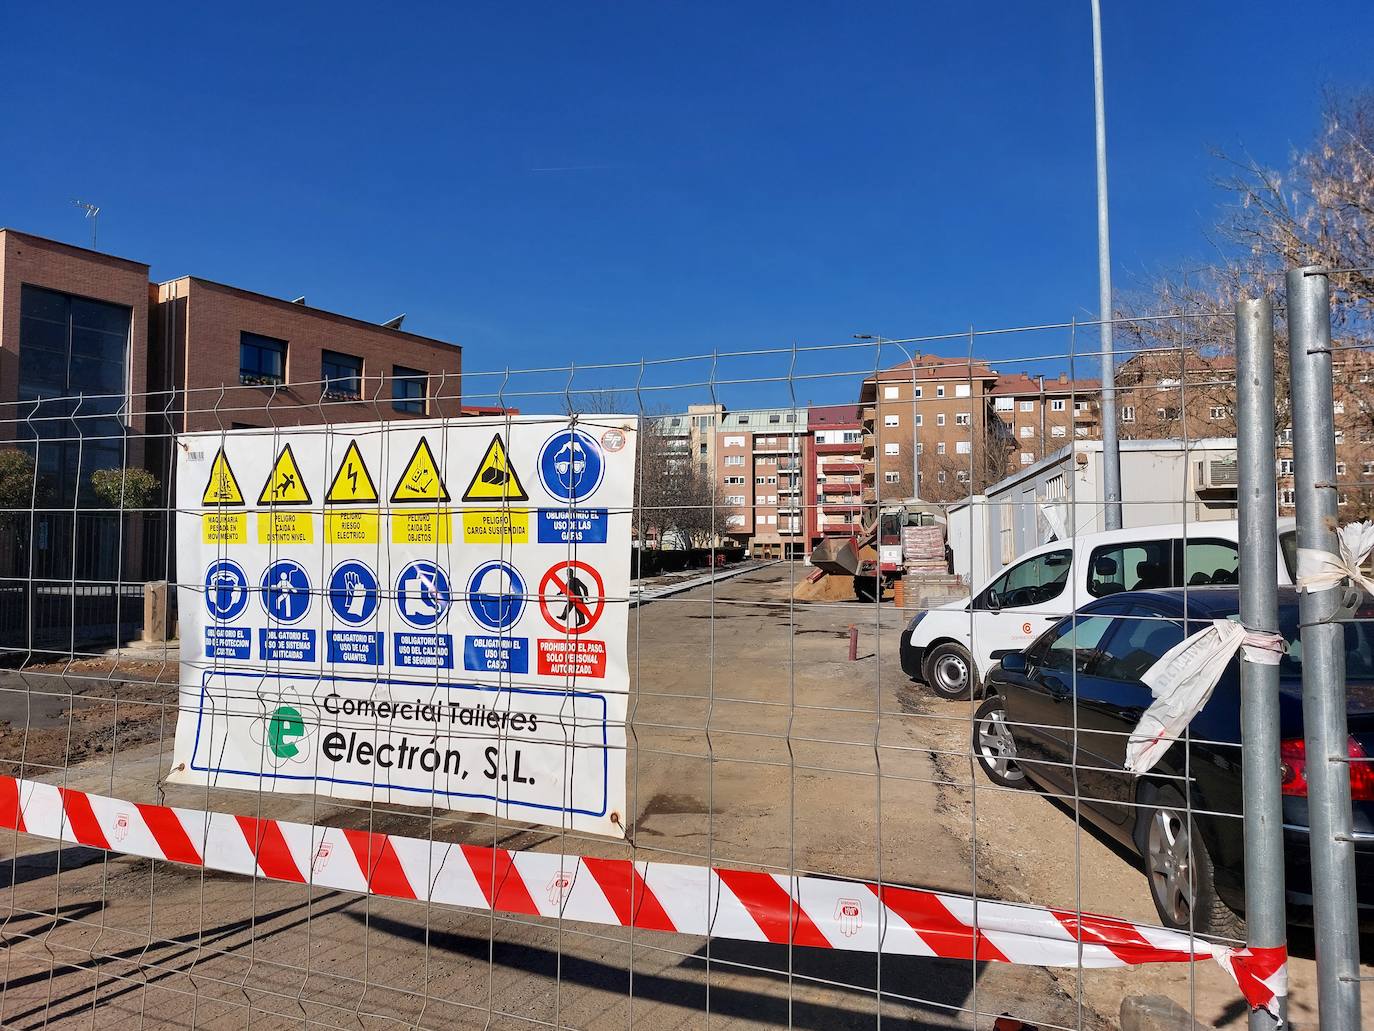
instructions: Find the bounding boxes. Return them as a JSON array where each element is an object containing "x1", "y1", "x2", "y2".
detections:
[
  {"x1": 1287, "y1": 266, "x2": 1363, "y2": 1030},
  {"x1": 1235, "y1": 295, "x2": 1287, "y2": 1031},
  {"x1": 1090, "y1": 0, "x2": 1122, "y2": 529}
]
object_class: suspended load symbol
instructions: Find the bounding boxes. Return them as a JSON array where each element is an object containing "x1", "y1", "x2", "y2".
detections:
[
  {"x1": 462, "y1": 433, "x2": 529, "y2": 502},
  {"x1": 201, "y1": 447, "x2": 245, "y2": 506},
  {"x1": 391, "y1": 437, "x2": 450, "y2": 503},
  {"x1": 258, "y1": 444, "x2": 312, "y2": 505},
  {"x1": 325, "y1": 439, "x2": 379, "y2": 504}
]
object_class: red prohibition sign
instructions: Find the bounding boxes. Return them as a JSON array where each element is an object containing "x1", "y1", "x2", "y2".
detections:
[{"x1": 539, "y1": 561, "x2": 605, "y2": 635}]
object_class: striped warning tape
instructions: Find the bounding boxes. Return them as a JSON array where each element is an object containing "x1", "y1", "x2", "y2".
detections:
[{"x1": 0, "y1": 775, "x2": 1285, "y2": 1017}]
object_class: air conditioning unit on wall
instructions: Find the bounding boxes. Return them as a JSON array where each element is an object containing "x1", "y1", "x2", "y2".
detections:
[{"x1": 1194, "y1": 453, "x2": 1240, "y2": 491}]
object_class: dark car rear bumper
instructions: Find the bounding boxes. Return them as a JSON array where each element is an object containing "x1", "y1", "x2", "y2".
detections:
[{"x1": 1279, "y1": 825, "x2": 1374, "y2": 926}]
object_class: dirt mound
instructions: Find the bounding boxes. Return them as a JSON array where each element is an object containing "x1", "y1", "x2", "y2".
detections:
[{"x1": 792, "y1": 573, "x2": 857, "y2": 602}]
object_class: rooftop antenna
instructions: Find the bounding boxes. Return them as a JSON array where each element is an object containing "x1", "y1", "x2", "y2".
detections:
[
  {"x1": 72, "y1": 199, "x2": 100, "y2": 249},
  {"x1": 382, "y1": 314, "x2": 406, "y2": 330}
]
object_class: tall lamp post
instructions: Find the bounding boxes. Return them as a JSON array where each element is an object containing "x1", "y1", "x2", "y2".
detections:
[{"x1": 1091, "y1": 0, "x2": 1122, "y2": 529}]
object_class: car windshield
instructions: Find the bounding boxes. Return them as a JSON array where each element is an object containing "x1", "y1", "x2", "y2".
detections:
[
  {"x1": 1279, "y1": 530, "x2": 1298, "y2": 582},
  {"x1": 1277, "y1": 602, "x2": 1374, "y2": 679}
]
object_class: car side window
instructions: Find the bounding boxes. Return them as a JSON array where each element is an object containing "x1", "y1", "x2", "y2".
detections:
[
  {"x1": 1094, "y1": 612, "x2": 1186, "y2": 681},
  {"x1": 1087, "y1": 540, "x2": 1172, "y2": 597},
  {"x1": 1182, "y1": 539, "x2": 1240, "y2": 586},
  {"x1": 1031, "y1": 614, "x2": 1117, "y2": 675},
  {"x1": 979, "y1": 549, "x2": 1072, "y2": 610}
]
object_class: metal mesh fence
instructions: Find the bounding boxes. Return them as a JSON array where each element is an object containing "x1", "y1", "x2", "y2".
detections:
[{"x1": 0, "y1": 306, "x2": 1367, "y2": 1031}]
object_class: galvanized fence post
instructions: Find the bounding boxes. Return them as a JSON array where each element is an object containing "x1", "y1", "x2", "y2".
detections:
[
  {"x1": 1235, "y1": 295, "x2": 1287, "y2": 1031},
  {"x1": 1286, "y1": 265, "x2": 1363, "y2": 1030}
]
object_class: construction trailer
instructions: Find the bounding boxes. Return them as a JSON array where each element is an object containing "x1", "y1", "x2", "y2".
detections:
[{"x1": 947, "y1": 437, "x2": 1242, "y2": 586}]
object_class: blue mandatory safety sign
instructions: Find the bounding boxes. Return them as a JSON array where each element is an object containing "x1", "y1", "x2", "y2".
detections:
[
  {"x1": 327, "y1": 630, "x2": 383, "y2": 665},
  {"x1": 395, "y1": 632, "x2": 454, "y2": 669},
  {"x1": 204, "y1": 626, "x2": 251, "y2": 660},
  {"x1": 328, "y1": 559, "x2": 379, "y2": 626},
  {"x1": 463, "y1": 635, "x2": 529, "y2": 674},
  {"x1": 536, "y1": 508, "x2": 608, "y2": 544},
  {"x1": 395, "y1": 560, "x2": 452, "y2": 630},
  {"x1": 204, "y1": 559, "x2": 250, "y2": 622},
  {"x1": 259, "y1": 627, "x2": 317, "y2": 662},
  {"x1": 465, "y1": 560, "x2": 525, "y2": 631},
  {"x1": 537, "y1": 428, "x2": 604, "y2": 503},
  {"x1": 261, "y1": 560, "x2": 311, "y2": 624}
]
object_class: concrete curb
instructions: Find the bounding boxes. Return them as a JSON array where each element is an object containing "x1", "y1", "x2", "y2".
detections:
[{"x1": 630, "y1": 559, "x2": 782, "y2": 607}]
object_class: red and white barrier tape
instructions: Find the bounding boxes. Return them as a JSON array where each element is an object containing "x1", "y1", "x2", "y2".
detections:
[{"x1": 0, "y1": 775, "x2": 1286, "y2": 1018}]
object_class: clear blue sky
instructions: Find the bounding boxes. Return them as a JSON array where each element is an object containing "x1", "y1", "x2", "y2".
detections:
[{"x1": 3, "y1": 2, "x2": 1371, "y2": 410}]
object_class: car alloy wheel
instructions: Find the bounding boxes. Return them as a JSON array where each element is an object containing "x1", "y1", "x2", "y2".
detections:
[
  {"x1": 973, "y1": 696, "x2": 1024, "y2": 786},
  {"x1": 1147, "y1": 805, "x2": 1194, "y2": 927}
]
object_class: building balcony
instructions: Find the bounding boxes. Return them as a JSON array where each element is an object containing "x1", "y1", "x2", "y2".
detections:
[
  {"x1": 815, "y1": 441, "x2": 863, "y2": 455},
  {"x1": 779, "y1": 483, "x2": 800, "y2": 494},
  {"x1": 821, "y1": 482, "x2": 861, "y2": 493},
  {"x1": 824, "y1": 462, "x2": 863, "y2": 475},
  {"x1": 779, "y1": 505, "x2": 801, "y2": 514},
  {"x1": 822, "y1": 522, "x2": 859, "y2": 536},
  {"x1": 822, "y1": 503, "x2": 863, "y2": 514},
  {"x1": 862, "y1": 406, "x2": 876, "y2": 424},
  {"x1": 777, "y1": 463, "x2": 801, "y2": 473}
]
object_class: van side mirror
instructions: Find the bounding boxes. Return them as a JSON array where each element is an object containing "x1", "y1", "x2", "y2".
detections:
[{"x1": 1000, "y1": 653, "x2": 1028, "y2": 673}]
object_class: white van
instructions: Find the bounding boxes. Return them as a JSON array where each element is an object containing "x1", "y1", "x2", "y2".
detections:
[{"x1": 899, "y1": 519, "x2": 1298, "y2": 699}]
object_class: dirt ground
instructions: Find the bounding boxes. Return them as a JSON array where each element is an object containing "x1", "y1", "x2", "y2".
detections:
[{"x1": 0, "y1": 564, "x2": 1367, "y2": 1029}]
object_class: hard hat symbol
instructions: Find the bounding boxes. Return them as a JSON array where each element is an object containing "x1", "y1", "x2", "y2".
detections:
[{"x1": 475, "y1": 565, "x2": 516, "y2": 597}]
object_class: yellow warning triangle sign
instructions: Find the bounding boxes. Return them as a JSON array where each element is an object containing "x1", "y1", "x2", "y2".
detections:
[
  {"x1": 258, "y1": 443, "x2": 313, "y2": 505},
  {"x1": 201, "y1": 447, "x2": 245, "y2": 506},
  {"x1": 462, "y1": 433, "x2": 529, "y2": 502},
  {"x1": 325, "y1": 440, "x2": 379, "y2": 504},
  {"x1": 391, "y1": 437, "x2": 450, "y2": 503}
]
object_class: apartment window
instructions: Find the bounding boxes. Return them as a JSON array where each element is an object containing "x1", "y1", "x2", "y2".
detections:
[
  {"x1": 884, "y1": 414, "x2": 900, "y2": 427},
  {"x1": 1075, "y1": 401, "x2": 1088, "y2": 413},
  {"x1": 936, "y1": 413, "x2": 946, "y2": 427},
  {"x1": 842, "y1": 431, "x2": 862, "y2": 443},
  {"x1": 1019, "y1": 426, "x2": 1033, "y2": 439},
  {"x1": 937, "y1": 442, "x2": 946, "y2": 455},
  {"x1": 995, "y1": 397, "x2": 1014, "y2": 411},
  {"x1": 767, "y1": 475, "x2": 778, "y2": 484},
  {"x1": 1337, "y1": 462, "x2": 1347, "y2": 476},
  {"x1": 1279, "y1": 489, "x2": 1296, "y2": 506},
  {"x1": 914, "y1": 387, "x2": 923, "y2": 398},
  {"x1": 1209, "y1": 405, "x2": 1228, "y2": 420},
  {"x1": 389, "y1": 365, "x2": 427, "y2": 413},
  {"x1": 1051, "y1": 425, "x2": 1067, "y2": 438},
  {"x1": 725, "y1": 455, "x2": 744, "y2": 466},
  {"x1": 785, "y1": 413, "x2": 796, "y2": 423},
  {"x1": 936, "y1": 385, "x2": 946, "y2": 398},
  {"x1": 955, "y1": 413, "x2": 971, "y2": 427},
  {"x1": 726, "y1": 514, "x2": 745, "y2": 528},
  {"x1": 1339, "y1": 493, "x2": 1350, "y2": 506},
  {"x1": 699, "y1": 442, "x2": 708, "y2": 455},
  {"x1": 1019, "y1": 400, "x2": 1034, "y2": 413},
  {"x1": 1121, "y1": 405, "x2": 1135, "y2": 422},
  {"x1": 955, "y1": 384, "x2": 971, "y2": 398},
  {"x1": 769, "y1": 414, "x2": 781, "y2": 424},
  {"x1": 884, "y1": 471, "x2": 900, "y2": 484},
  {"x1": 956, "y1": 441, "x2": 972, "y2": 455},
  {"x1": 724, "y1": 435, "x2": 745, "y2": 447},
  {"x1": 916, "y1": 442, "x2": 924, "y2": 454},
  {"x1": 884, "y1": 442, "x2": 900, "y2": 455},
  {"x1": 915, "y1": 414, "x2": 923, "y2": 427},
  {"x1": 1020, "y1": 452, "x2": 1034, "y2": 465},
  {"x1": 1334, "y1": 401, "x2": 1345, "y2": 415},
  {"x1": 937, "y1": 471, "x2": 946, "y2": 483},
  {"x1": 1335, "y1": 430, "x2": 1345, "y2": 444},
  {"x1": 725, "y1": 495, "x2": 745, "y2": 505},
  {"x1": 1364, "y1": 462, "x2": 1374, "y2": 476},
  {"x1": 766, "y1": 514, "x2": 777, "y2": 525},
  {"x1": 956, "y1": 470, "x2": 968, "y2": 482},
  {"x1": 240, "y1": 332, "x2": 287, "y2": 386},
  {"x1": 1050, "y1": 399, "x2": 1065, "y2": 412},
  {"x1": 883, "y1": 386, "x2": 899, "y2": 399},
  {"x1": 670, "y1": 417, "x2": 683, "y2": 427},
  {"x1": 322, "y1": 350, "x2": 363, "y2": 400},
  {"x1": 724, "y1": 476, "x2": 745, "y2": 485},
  {"x1": 1278, "y1": 458, "x2": 1293, "y2": 475}
]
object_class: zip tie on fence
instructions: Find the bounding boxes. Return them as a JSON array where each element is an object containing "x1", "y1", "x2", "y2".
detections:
[
  {"x1": 1295, "y1": 520, "x2": 1374, "y2": 597},
  {"x1": 1126, "y1": 619, "x2": 1287, "y2": 776},
  {"x1": 0, "y1": 774, "x2": 1286, "y2": 1018}
]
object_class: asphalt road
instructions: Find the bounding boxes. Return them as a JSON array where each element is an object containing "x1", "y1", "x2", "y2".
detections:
[{"x1": 1, "y1": 564, "x2": 1362, "y2": 1029}]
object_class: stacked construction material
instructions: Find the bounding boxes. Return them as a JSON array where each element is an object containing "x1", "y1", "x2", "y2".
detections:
[{"x1": 902, "y1": 525, "x2": 947, "y2": 574}]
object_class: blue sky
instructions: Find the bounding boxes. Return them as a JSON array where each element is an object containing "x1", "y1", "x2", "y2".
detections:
[{"x1": 3, "y1": 2, "x2": 1371, "y2": 410}]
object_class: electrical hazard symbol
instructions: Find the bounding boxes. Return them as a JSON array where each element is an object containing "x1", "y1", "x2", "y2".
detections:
[
  {"x1": 258, "y1": 444, "x2": 312, "y2": 505},
  {"x1": 201, "y1": 447, "x2": 245, "y2": 506},
  {"x1": 325, "y1": 440, "x2": 378, "y2": 504},
  {"x1": 538, "y1": 561, "x2": 605, "y2": 635},
  {"x1": 462, "y1": 433, "x2": 529, "y2": 502},
  {"x1": 391, "y1": 437, "x2": 450, "y2": 503}
]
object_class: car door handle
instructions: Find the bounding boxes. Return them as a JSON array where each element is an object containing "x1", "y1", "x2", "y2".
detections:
[{"x1": 1041, "y1": 675, "x2": 1070, "y2": 701}]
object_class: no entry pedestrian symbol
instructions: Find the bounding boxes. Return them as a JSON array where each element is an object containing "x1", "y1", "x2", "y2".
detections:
[{"x1": 538, "y1": 561, "x2": 604, "y2": 635}]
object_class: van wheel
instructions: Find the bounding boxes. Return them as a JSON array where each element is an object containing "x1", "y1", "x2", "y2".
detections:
[
  {"x1": 924, "y1": 642, "x2": 977, "y2": 700},
  {"x1": 1134, "y1": 784, "x2": 1245, "y2": 939},
  {"x1": 972, "y1": 695, "x2": 1025, "y2": 787}
]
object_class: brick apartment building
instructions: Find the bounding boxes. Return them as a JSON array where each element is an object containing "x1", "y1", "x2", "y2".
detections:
[
  {"x1": 808, "y1": 404, "x2": 864, "y2": 550},
  {"x1": 990, "y1": 372, "x2": 1101, "y2": 469},
  {"x1": 0, "y1": 228, "x2": 463, "y2": 644}
]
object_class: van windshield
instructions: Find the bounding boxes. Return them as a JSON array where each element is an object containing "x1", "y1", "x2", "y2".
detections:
[{"x1": 1279, "y1": 530, "x2": 1298, "y2": 582}]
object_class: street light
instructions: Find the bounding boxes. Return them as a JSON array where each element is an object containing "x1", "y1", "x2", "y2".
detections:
[
  {"x1": 856, "y1": 334, "x2": 920, "y2": 502},
  {"x1": 1091, "y1": 0, "x2": 1122, "y2": 529}
]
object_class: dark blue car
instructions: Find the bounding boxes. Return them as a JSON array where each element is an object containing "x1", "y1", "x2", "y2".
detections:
[{"x1": 976, "y1": 586, "x2": 1374, "y2": 936}]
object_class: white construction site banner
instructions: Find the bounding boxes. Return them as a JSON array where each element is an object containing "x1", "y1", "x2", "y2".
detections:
[{"x1": 170, "y1": 416, "x2": 636, "y2": 837}]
